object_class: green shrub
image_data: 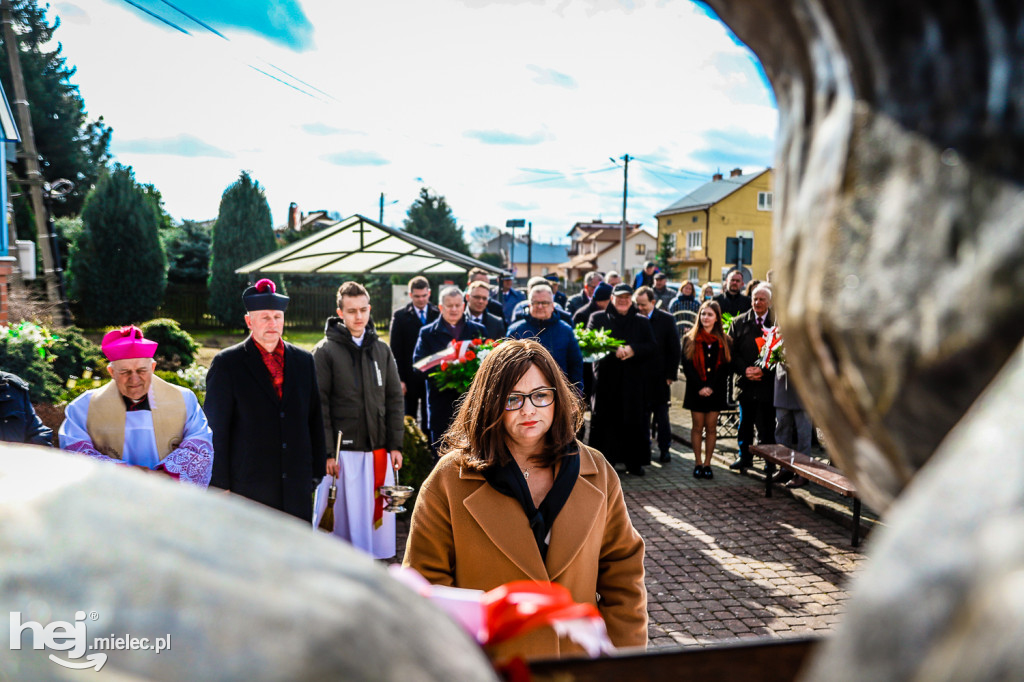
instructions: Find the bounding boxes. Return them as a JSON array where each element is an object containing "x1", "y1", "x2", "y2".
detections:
[
  {"x1": 0, "y1": 335, "x2": 62, "y2": 402},
  {"x1": 141, "y1": 318, "x2": 199, "y2": 370},
  {"x1": 401, "y1": 416, "x2": 433, "y2": 507},
  {"x1": 49, "y1": 326, "x2": 104, "y2": 381},
  {"x1": 156, "y1": 370, "x2": 204, "y2": 404}
]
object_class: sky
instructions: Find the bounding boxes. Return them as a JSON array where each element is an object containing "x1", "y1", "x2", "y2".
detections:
[{"x1": 51, "y1": 0, "x2": 777, "y2": 249}]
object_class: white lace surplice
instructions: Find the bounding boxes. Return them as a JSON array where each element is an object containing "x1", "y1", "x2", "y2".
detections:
[{"x1": 59, "y1": 387, "x2": 214, "y2": 488}]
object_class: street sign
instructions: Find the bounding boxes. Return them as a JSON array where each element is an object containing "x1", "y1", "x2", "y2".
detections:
[
  {"x1": 505, "y1": 219, "x2": 525, "y2": 228},
  {"x1": 725, "y1": 236, "x2": 753, "y2": 265}
]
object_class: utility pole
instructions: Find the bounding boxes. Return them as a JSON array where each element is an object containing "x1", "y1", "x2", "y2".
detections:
[
  {"x1": 526, "y1": 221, "x2": 532, "y2": 278},
  {"x1": 379, "y1": 192, "x2": 384, "y2": 224},
  {"x1": 1, "y1": 1, "x2": 69, "y2": 325},
  {"x1": 617, "y1": 154, "x2": 631, "y2": 280}
]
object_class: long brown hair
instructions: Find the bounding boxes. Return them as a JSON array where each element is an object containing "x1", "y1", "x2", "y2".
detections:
[
  {"x1": 683, "y1": 300, "x2": 731, "y2": 362},
  {"x1": 442, "y1": 339, "x2": 584, "y2": 471}
]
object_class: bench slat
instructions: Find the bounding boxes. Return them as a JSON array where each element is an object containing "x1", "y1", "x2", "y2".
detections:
[{"x1": 751, "y1": 445, "x2": 858, "y2": 498}]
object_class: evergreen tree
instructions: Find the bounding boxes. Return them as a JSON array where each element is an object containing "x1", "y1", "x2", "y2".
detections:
[
  {"x1": 403, "y1": 187, "x2": 469, "y2": 255},
  {"x1": 163, "y1": 220, "x2": 212, "y2": 284},
  {"x1": 208, "y1": 172, "x2": 277, "y2": 327},
  {"x1": 70, "y1": 165, "x2": 167, "y2": 324},
  {"x1": 0, "y1": 1, "x2": 112, "y2": 223},
  {"x1": 655, "y1": 234, "x2": 679, "y2": 279}
]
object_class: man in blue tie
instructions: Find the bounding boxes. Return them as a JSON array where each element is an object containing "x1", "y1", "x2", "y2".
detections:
[{"x1": 388, "y1": 276, "x2": 439, "y2": 435}]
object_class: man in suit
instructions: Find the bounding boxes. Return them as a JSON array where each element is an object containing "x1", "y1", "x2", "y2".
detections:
[
  {"x1": 467, "y1": 267, "x2": 505, "y2": 320},
  {"x1": 567, "y1": 270, "x2": 603, "y2": 316},
  {"x1": 728, "y1": 283, "x2": 776, "y2": 471},
  {"x1": 499, "y1": 273, "x2": 526, "y2": 324},
  {"x1": 412, "y1": 285, "x2": 487, "y2": 456},
  {"x1": 205, "y1": 279, "x2": 326, "y2": 521},
  {"x1": 634, "y1": 286, "x2": 681, "y2": 464},
  {"x1": 464, "y1": 280, "x2": 505, "y2": 339},
  {"x1": 389, "y1": 276, "x2": 439, "y2": 435}
]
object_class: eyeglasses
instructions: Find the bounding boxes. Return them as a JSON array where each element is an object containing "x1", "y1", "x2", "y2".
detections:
[
  {"x1": 504, "y1": 387, "x2": 556, "y2": 411},
  {"x1": 530, "y1": 301, "x2": 553, "y2": 307}
]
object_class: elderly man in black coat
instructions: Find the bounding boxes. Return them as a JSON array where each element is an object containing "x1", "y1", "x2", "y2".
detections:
[
  {"x1": 205, "y1": 279, "x2": 326, "y2": 522},
  {"x1": 587, "y1": 283, "x2": 657, "y2": 476},
  {"x1": 412, "y1": 285, "x2": 486, "y2": 458},
  {"x1": 728, "y1": 283, "x2": 776, "y2": 471},
  {"x1": 634, "y1": 286, "x2": 681, "y2": 464},
  {"x1": 389, "y1": 276, "x2": 439, "y2": 435},
  {"x1": 464, "y1": 280, "x2": 506, "y2": 340}
]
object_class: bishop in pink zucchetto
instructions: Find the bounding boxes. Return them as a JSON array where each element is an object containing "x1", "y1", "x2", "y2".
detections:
[{"x1": 58, "y1": 325, "x2": 213, "y2": 487}]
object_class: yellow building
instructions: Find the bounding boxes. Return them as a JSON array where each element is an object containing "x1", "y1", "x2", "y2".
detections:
[{"x1": 655, "y1": 168, "x2": 774, "y2": 285}]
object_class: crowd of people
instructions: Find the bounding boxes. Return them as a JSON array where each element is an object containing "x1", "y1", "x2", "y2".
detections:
[{"x1": 1, "y1": 262, "x2": 817, "y2": 661}]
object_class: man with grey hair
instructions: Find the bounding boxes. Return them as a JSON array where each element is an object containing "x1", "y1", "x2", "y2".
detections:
[
  {"x1": 728, "y1": 282, "x2": 776, "y2": 471},
  {"x1": 507, "y1": 284, "x2": 584, "y2": 390},
  {"x1": 412, "y1": 285, "x2": 486, "y2": 456},
  {"x1": 605, "y1": 271, "x2": 622, "y2": 287},
  {"x1": 510, "y1": 276, "x2": 571, "y2": 323},
  {"x1": 567, "y1": 270, "x2": 603, "y2": 315}
]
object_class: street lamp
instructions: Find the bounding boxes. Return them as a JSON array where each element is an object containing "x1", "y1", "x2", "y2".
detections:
[{"x1": 505, "y1": 218, "x2": 525, "y2": 279}]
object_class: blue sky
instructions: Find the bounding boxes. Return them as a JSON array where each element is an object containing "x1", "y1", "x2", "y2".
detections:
[{"x1": 53, "y1": 0, "x2": 777, "y2": 247}]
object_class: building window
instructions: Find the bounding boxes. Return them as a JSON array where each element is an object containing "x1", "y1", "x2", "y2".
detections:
[
  {"x1": 692, "y1": 216, "x2": 698, "y2": 222},
  {"x1": 757, "y1": 191, "x2": 774, "y2": 211},
  {"x1": 666, "y1": 218, "x2": 672, "y2": 226},
  {"x1": 687, "y1": 267, "x2": 700, "y2": 281},
  {"x1": 542, "y1": 267, "x2": 549, "y2": 275},
  {"x1": 635, "y1": 243, "x2": 646, "y2": 255},
  {"x1": 686, "y1": 231, "x2": 702, "y2": 250}
]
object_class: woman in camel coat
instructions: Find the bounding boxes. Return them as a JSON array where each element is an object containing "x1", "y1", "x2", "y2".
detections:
[{"x1": 404, "y1": 339, "x2": 647, "y2": 662}]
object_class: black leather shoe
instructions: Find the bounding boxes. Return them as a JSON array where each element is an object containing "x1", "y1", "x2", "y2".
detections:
[
  {"x1": 628, "y1": 466, "x2": 645, "y2": 477},
  {"x1": 774, "y1": 469, "x2": 795, "y2": 484},
  {"x1": 729, "y1": 456, "x2": 750, "y2": 471},
  {"x1": 693, "y1": 466, "x2": 702, "y2": 479},
  {"x1": 703, "y1": 466, "x2": 714, "y2": 479},
  {"x1": 659, "y1": 452, "x2": 671, "y2": 463}
]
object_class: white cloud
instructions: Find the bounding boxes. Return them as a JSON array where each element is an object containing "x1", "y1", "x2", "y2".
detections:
[{"x1": 57, "y1": 0, "x2": 776, "y2": 243}]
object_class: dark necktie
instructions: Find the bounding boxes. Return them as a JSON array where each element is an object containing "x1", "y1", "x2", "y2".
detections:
[{"x1": 756, "y1": 316, "x2": 764, "y2": 327}]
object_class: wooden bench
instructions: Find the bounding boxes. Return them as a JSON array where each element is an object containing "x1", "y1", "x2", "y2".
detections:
[{"x1": 750, "y1": 444, "x2": 864, "y2": 547}]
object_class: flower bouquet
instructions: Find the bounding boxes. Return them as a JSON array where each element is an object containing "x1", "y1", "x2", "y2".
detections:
[
  {"x1": 414, "y1": 338, "x2": 503, "y2": 393},
  {"x1": 573, "y1": 324, "x2": 624, "y2": 363},
  {"x1": 756, "y1": 326, "x2": 784, "y2": 369}
]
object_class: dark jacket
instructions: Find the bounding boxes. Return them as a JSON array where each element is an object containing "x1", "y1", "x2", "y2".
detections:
[
  {"x1": 389, "y1": 302, "x2": 440, "y2": 385},
  {"x1": 501, "y1": 288, "x2": 527, "y2": 323},
  {"x1": 647, "y1": 308, "x2": 681, "y2": 394},
  {"x1": 566, "y1": 290, "x2": 589, "y2": 316},
  {"x1": 205, "y1": 337, "x2": 326, "y2": 521},
  {"x1": 729, "y1": 307, "x2": 776, "y2": 402},
  {"x1": 651, "y1": 286, "x2": 674, "y2": 310},
  {"x1": 312, "y1": 318, "x2": 404, "y2": 454},
  {"x1": 633, "y1": 271, "x2": 655, "y2": 290},
  {"x1": 412, "y1": 317, "x2": 487, "y2": 441},
  {"x1": 553, "y1": 289, "x2": 568, "y2": 308},
  {"x1": 0, "y1": 372, "x2": 52, "y2": 446},
  {"x1": 464, "y1": 311, "x2": 505, "y2": 341},
  {"x1": 586, "y1": 305, "x2": 657, "y2": 467},
  {"x1": 573, "y1": 300, "x2": 602, "y2": 328},
  {"x1": 714, "y1": 291, "x2": 752, "y2": 317},
  {"x1": 506, "y1": 315, "x2": 584, "y2": 389}
]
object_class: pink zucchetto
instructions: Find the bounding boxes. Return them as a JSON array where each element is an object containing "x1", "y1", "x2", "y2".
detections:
[{"x1": 101, "y1": 326, "x2": 158, "y2": 362}]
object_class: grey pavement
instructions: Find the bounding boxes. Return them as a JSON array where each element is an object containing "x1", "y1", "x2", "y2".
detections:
[{"x1": 390, "y1": 393, "x2": 875, "y2": 651}]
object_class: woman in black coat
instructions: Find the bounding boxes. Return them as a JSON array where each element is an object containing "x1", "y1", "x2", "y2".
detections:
[
  {"x1": 680, "y1": 301, "x2": 731, "y2": 480},
  {"x1": 586, "y1": 287, "x2": 657, "y2": 476}
]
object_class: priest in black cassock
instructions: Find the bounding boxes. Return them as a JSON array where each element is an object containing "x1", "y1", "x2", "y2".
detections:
[
  {"x1": 586, "y1": 283, "x2": 657, "y2": 476},
  {"x1": 205, "y1": 279, "x2": 326, "y2": 521}
]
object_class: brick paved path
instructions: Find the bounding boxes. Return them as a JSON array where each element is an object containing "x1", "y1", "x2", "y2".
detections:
[
  {"x1": 391, "y1": 437, "x2": 866, "y2": 651},
  {"x1": 627, "y1": 443, "x2": 865, "y2": 649}
]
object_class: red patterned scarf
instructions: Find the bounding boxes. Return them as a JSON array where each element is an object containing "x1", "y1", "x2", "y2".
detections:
[
  {"x1": 256, "y1": 340, "x2": 285, "y2": 399},
  {"x1": 692, "y1": 329, "x2": 723, "y2": 381}
]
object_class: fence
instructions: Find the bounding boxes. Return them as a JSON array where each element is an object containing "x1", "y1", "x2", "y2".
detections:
[{"x1": 158, "y1": 285, "x2": 392, "y2": 331}]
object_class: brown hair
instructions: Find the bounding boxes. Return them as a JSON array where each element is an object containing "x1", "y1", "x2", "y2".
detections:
[
  {"x1": 634, "y1": 285, "x2": 655, "y2": 303},
  {"x1": 408, "y1": 275, "x2": 430, "y2": 291},
  {"x1": 466, "y1": 280, "x2": 490, "y2": 295},
  {"x1": 683, "y1": 300, "x2": 731, "y2": 363},
  {"x1": 336, "y1": 281, "x2": 369, "y2": 308},
  {"x1": 442, "y1": 339, "x2": 583, "y2": 471},
  {"x1": 467, "y1": 267, "x2": 490, "y2": 284}
]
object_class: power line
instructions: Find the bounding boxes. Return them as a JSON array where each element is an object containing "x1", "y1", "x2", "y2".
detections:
[
  {"x1": 510, "y1": 165, "x2": 618, "y2": 185},
  {"x1": 160, "y1": 0, "x2": 226, "y2": 39},
  {"x1": 121, "y1": 0, "x2": 190, "y2": 35},
  {"x1": 632, "y1": 156, "x2": 711, "y2": 181}
]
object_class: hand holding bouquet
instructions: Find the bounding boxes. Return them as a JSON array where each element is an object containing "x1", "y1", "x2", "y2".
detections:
[{"x1": 574, "y1": 324, "x2": 625, "y2": 363}]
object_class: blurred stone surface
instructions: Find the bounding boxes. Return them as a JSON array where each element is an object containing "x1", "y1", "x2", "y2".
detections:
[
  {"x1": 705, "y1": 0, "x2": 1024, "y2": 511},
  {"x1": 0, "y1": 446, "x2": 495, "y2": 681}
]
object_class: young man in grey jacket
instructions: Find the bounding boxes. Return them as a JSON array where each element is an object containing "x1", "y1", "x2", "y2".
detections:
[{"x1": 312, "y1": 281, "x2": 405, "y2": 559}]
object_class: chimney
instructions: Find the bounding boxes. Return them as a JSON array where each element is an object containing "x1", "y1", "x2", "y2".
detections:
[
  {"x1": 712, "y1": 172, "x2": 723, "y2": 182},
  {"x1": 288, "y1": 202, "x2": 300, "y2": 231},
  {"x1": 730, "y1": 168, "x2": 743, "y2": 178}
]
